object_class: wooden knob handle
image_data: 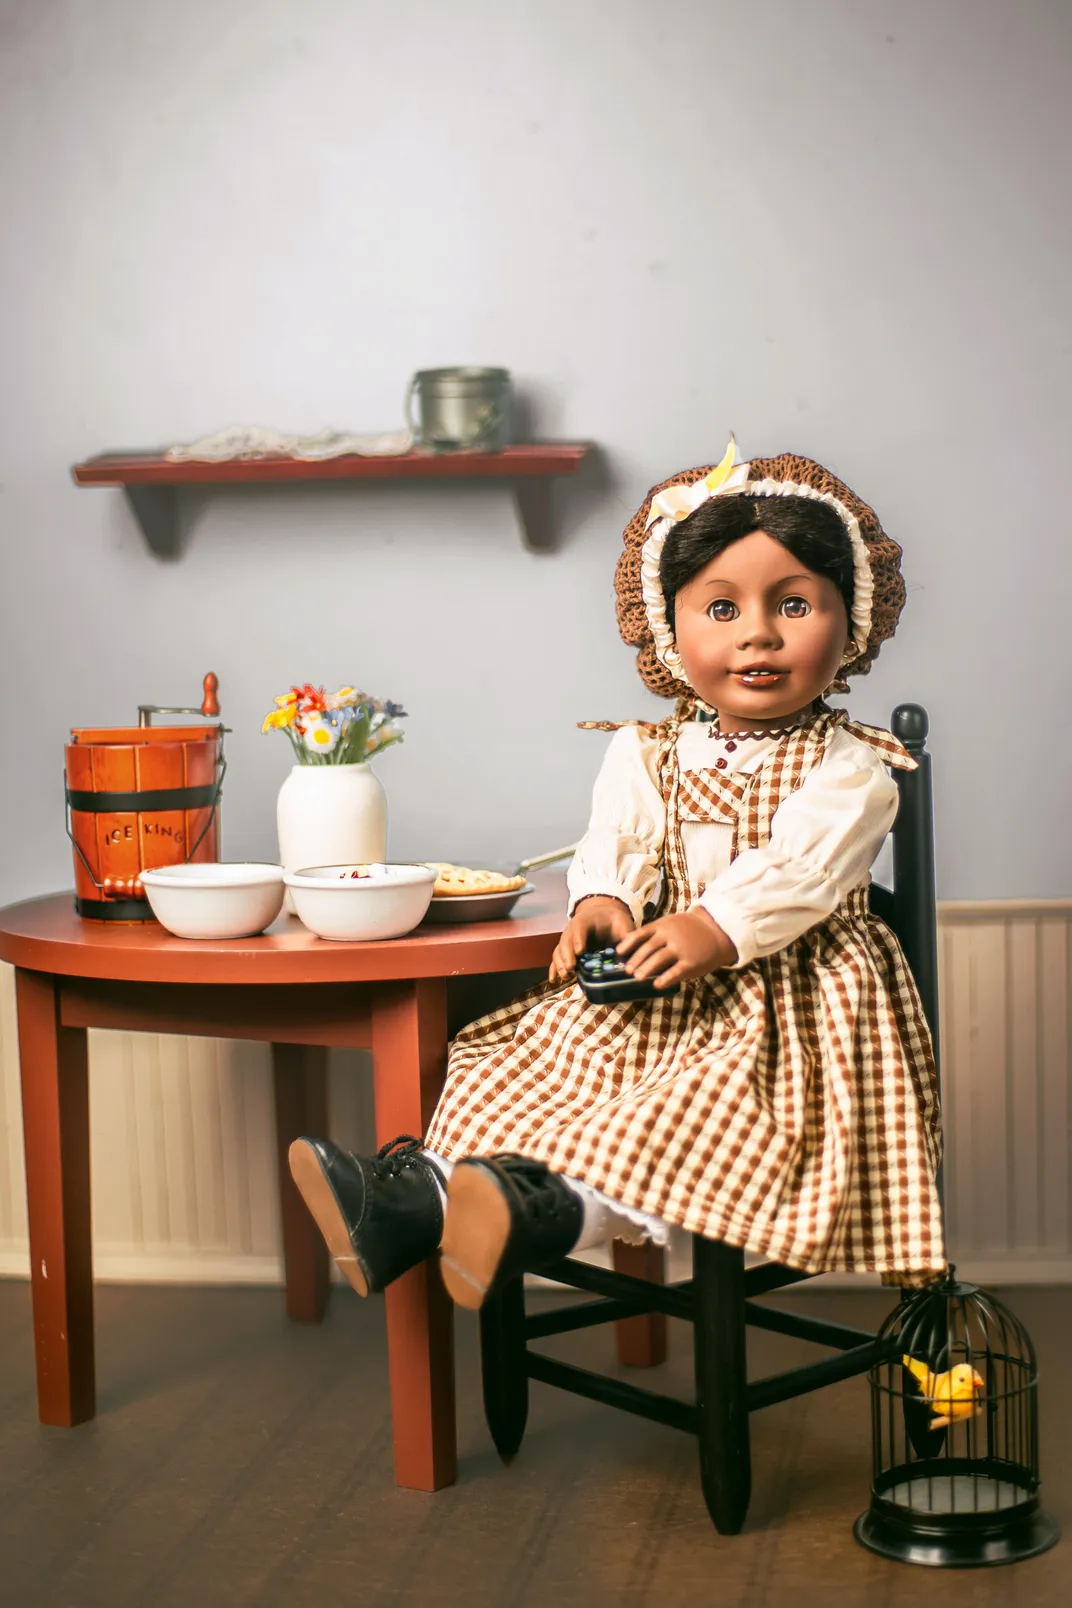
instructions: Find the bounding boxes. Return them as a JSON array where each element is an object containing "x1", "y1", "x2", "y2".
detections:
[
  {"x1": 103, "y1": 877, "x2": 146, "y2": 900},
  {"x1": 201, "y1": 672, "x2": 220, "y2": 718}
]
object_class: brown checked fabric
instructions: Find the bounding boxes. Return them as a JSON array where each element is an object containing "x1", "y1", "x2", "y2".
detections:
[{"x1": 425, "y1": 711, "x2": 944, "y2": 1284}]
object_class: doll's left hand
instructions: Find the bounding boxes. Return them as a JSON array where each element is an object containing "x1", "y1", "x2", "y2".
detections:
[{"x1": 616, "y1": 907, "x2": 738, "y2": 989}]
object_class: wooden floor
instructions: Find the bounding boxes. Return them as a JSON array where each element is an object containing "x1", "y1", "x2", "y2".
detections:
[{"x1": 0, "y1": 1279, "x2": 1066, "y2": 1607}]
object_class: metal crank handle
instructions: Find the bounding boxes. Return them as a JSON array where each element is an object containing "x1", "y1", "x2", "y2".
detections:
[
  {"x1": 139, "y1": 672, "x2": 220, "y2": 727},
  {"x1": 519, "y1": 843, "x2": 579, "y2": 872}
]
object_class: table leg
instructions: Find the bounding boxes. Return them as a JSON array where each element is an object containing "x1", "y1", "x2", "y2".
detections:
[
  {"x1": 371, "y1": 978, "x2": 456, "y2": 1492},
  {"x1": 14, "y1": 969, "x2": 95, "y2": 1425},
  {"x1": 613, "y1": 1239, "x2": 668, "y2": 1367},
  {"x1": 271, "y1": 1043, "x2": 330, "y2": 1324}
]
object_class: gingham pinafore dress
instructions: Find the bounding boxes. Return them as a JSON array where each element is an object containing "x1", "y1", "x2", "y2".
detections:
[{"x1": 424, "y1": 710, "x2": 945, "y2": 1281}]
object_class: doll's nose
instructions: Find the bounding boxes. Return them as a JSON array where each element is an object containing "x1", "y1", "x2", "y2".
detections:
[{"x1": 736, "y1": 610, "x2": 783, "y2": 649}]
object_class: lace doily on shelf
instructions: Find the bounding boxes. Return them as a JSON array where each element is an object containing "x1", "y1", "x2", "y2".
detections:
[{"x1": 165, "y1": 425, "x2": 415, "y2": 463}]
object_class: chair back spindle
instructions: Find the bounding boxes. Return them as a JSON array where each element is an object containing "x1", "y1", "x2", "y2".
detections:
[{"x1": 887, "y1": 703, "x2": 940, "y2": 1070}]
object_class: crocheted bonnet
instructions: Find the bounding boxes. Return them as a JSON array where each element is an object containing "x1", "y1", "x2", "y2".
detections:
[{"x1": 614, "y1": 442, "x2": 905, "y2": 701}]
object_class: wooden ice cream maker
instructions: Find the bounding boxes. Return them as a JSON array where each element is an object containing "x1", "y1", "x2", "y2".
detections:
[{"x1": 65, "y1": 673, "x2": 225, "y2": 920}]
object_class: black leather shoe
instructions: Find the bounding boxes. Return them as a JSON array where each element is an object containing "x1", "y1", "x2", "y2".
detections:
[
  {"x1": 288, "y1": 1135, "x2": 445, "y2": 1296},
  {"x1": 440, "y1": 1154, "x2": 582, "y2": 1310}
]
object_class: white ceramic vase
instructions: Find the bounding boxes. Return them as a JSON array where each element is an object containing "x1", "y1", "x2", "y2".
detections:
[{"x1": 276, "y1": 762, "x2": 388, "y2": 911}]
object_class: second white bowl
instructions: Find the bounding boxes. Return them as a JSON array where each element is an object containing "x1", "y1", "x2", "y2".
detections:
[
  {"x1": 285, "y1": 863, "x2": 436, "y2": 941},
  {"x1": 140, "y1": 863, "x2": 286, "y2": 939}
]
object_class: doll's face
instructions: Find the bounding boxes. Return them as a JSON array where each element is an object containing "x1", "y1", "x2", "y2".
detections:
[{"x1": 672, "y1": 530, "x2": 850, "y2": 729}]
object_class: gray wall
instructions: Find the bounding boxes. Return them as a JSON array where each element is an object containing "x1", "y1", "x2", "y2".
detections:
[{"x1": 1, "y1": 0, "x2": 1069, "y2": 904}]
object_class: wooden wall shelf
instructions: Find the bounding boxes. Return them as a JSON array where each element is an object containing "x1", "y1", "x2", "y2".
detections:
[{"x1": 72, "y1": 444, "x2": 593, "y2": 559}]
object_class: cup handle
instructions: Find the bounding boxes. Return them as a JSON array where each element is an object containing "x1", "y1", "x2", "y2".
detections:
[
  {"x1": 460, "y1": 396, "x2": 508, "y2": 450},
  {"x1": 404, "y1": 376, "x2": 421, "y2": 444}
]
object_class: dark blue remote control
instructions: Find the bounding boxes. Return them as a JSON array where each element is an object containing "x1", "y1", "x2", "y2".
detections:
[{"x1": 576, "y1": 946, "x2": 679, "y2": 1003}]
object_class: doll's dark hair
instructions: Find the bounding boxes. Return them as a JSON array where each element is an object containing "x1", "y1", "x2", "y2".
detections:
[{"x1": 659, "y1": 494, "x2": 855, "y2": 636}]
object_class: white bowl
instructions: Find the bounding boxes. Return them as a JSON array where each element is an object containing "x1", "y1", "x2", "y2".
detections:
[
  {"x1": 285, "y1": 863, "x2": 435, "y2": 942},
  {"x1": 140, "y1": 863, "x2": 285, "y2": 939}
]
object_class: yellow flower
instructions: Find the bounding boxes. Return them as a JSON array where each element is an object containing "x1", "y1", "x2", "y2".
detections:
[
  {"x1": 702, "y1": 436, "x2": 738, "y2": 493},
  {"x1": 262, "y1": 706, "x2": 296, "y2": 732}
]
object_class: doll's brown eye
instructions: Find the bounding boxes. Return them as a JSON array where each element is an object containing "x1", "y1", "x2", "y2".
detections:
[
  {"x1": 707, "y1": 599, "x2": 739, "y2": 622},
  {"x1": 780, "y1": 596, "x2": 811, "y2": 618}
]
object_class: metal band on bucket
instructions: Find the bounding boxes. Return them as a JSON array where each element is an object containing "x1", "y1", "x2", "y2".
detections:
[
  {"x1": 75, "y1": 896, "x2": 152, "y2": 922},
  {"x1": 65, "y1": 782, "x2": 220, "y2": 813}
]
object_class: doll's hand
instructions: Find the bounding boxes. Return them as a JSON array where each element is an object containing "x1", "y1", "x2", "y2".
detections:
[
  {"x1": 616, "y1": 907, "x2": 737, "y2": 989},
  {"x1": 549, "y1": 896, "x2": 635, "y2": 982}
]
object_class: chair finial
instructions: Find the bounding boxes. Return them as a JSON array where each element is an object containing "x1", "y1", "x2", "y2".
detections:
[{"x1": 892, "y1": 703, "x2": 929, "y2": 752}]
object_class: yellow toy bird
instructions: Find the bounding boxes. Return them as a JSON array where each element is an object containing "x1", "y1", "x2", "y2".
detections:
[{"x1": 902, "y1": 1355, "x2": 985, "y2": 1429}]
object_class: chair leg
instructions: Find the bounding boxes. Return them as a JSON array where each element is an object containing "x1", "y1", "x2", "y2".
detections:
[
  {"x1": 479, "y1": 1277, "x2": 529, "y2": 1462},
  {"x1": 612, "y1": 1239, "x2": 668, "y2": 1367},
  {"x1": 693, "y1": 1236, "x2": 751, "y2": 1534}
]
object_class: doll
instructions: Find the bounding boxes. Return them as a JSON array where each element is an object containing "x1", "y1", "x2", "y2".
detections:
[{"x1": 289, "y1": 442, "x2": 944, "y2": 1308}]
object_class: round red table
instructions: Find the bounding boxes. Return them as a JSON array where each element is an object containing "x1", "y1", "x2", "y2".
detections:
[{"x1": 0, "y1": 872, "x2": 567, "y2": 1492}]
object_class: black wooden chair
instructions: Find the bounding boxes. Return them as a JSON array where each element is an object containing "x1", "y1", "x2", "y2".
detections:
[{"x1": 478, "y1": 703, "x2": 940, "y2": 1534}]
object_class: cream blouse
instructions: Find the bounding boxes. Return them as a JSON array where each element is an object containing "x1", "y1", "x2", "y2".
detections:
[{"x1": 566, "y1": 721, "x2": 899, "y2": 968}]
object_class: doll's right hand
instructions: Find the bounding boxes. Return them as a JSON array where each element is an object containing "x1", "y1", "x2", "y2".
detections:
[{"x1": 549, "y1": 896, "x2": 635, "y2": 982}]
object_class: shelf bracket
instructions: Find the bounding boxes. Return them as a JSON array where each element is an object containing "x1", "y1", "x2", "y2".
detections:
[
  {"x1": 123, "y1": 485, "x2": 185, "y2": 561},
  {"x1": 513, "y1": 478, "x2": 555, "y2": 553}
]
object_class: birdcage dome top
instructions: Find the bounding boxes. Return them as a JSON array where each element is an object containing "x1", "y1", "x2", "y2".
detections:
[{"x1": 878, "y1": 1268, "x2": 1038, "y2": 1376}]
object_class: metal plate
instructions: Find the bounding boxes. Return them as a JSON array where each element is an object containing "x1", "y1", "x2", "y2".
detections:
[{"x1": 419, "y1": 882, "x2": 536, "y2": 924}]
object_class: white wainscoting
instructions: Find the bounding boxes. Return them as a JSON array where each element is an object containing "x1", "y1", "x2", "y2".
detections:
[
  {"x1": 937, "y1": 900, "x2": 1070, "y2": 1283},
  {"x1": 0, "y1": 900, "x2": 1069, "y2": 1286}
]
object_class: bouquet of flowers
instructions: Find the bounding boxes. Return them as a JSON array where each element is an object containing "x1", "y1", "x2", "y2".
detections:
[{"x1": 262, "y1": 684, "x2": 407, "y2": 765}]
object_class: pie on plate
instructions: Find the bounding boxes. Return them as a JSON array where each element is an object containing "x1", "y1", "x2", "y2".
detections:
[{"x1": 424, "y1": 862, "x2": 527, "y2": 898}]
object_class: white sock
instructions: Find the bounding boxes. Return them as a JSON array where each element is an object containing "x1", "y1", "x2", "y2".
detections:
[
  {"x1": 422, "y1": 1148, "x2": 452, "y2": 1211},
  {"x1": 423, "y1": 1152, "x2": 663, "y2": 1255},
  {"x1": 563, "y1": 1176, "x2": 616, "y2": 1252},
  {"x1": 563, "y1": 1175, "x2": 669, "y2": 1252}
]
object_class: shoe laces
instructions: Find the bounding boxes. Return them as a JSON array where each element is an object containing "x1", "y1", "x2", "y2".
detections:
[
  {"x1": 489, "y1": 1155, "x2": 563, "y2": 1223},
  {"x1": 371, "y1": 1135, "x2": 424, "y2": 1179},
  {"x1": 371, "y1": 1135, "x2": 446, "y2": 1191}
]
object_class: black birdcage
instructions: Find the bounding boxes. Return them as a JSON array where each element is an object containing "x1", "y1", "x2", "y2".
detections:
[{"x1": 854, "y1": 1268, "x2": 1059, "y2": 1567}]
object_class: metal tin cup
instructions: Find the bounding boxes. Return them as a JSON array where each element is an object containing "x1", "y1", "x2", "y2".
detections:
[{"x1": 405, "y1": 367, "x2": 512, "y2": 452}]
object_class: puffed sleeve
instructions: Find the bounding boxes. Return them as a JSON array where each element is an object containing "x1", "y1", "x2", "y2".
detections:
[
  {"x1": 566, "y1": 726, "x2": 666, "y2": 926},
  {"x1": 697, "y1": 728, "x2": 899, "y2": 966}
]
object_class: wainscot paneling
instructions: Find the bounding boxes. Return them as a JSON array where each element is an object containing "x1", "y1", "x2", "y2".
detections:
[{"x1": 1, "y1": 899, "x2": 1069, "y2": 1286}]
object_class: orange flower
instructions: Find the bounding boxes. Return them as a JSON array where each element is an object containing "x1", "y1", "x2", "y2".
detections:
[{"x1": 295, "y1": 683, "x2": 329, "y2": 712}]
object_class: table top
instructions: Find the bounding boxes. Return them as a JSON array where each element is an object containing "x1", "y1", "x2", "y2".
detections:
[{"x1": 0, "y1": 872, "x2": 567, "y2": 986}]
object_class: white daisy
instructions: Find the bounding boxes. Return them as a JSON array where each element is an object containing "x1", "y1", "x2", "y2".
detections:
[{"x1": 302, "y1": 715, "x2": 338, "y2": 755}]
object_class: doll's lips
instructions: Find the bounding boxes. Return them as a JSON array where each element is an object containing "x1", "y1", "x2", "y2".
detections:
[{"x1": 732, "y1": 665, "x2": 786, "y2": 686}]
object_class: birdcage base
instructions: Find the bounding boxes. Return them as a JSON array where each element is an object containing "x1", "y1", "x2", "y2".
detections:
[
  {"x1": 886, "y1": 1472, "x2": 1028, "y2": 1513},
  {"x1": 855, "y1": 1477, "x2": 1059, "y2": 1568}
]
